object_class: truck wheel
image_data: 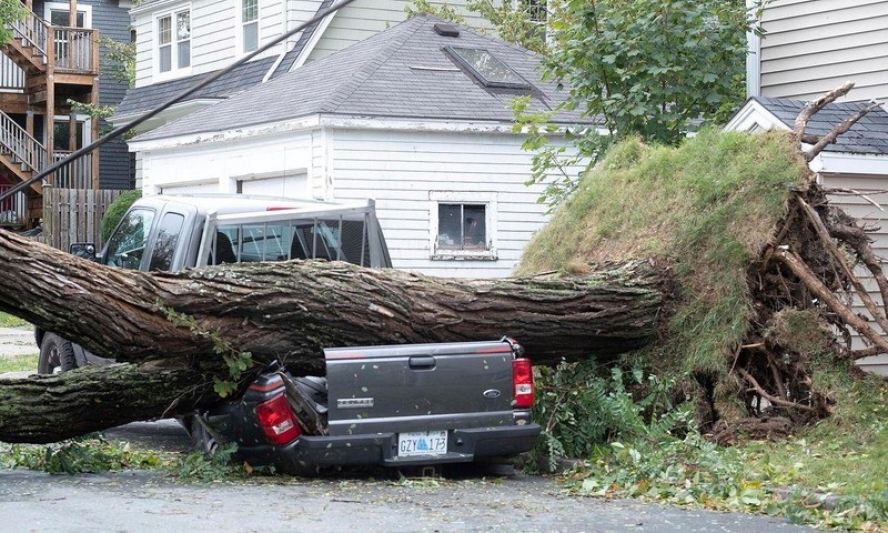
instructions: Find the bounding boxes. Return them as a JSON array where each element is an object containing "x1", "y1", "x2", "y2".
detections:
[{"x1": 38, "y1": 334, "x2": 77, "y2": 374}]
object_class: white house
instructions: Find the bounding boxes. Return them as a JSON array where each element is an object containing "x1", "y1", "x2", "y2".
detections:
[
  {"x1": 731, "y1": 0, "x2": 888, "y2": 373},
  {"x1": 127, "y1": 15, "x2": 592, "y2": 278},
  {"x1": 111, "y1": 0, "x2": 534, "y2": 186}
]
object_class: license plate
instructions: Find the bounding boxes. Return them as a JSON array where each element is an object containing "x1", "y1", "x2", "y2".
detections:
[{"x1": 397, "y1": 430, "x2": 448, "y2": 457}]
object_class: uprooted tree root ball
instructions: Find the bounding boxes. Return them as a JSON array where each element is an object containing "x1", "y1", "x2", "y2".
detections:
[{"x1": 520, "y1": 82, "x2": 888, "y2": 441}]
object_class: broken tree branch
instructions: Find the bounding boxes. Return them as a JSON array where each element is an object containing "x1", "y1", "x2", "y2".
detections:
[
  {"x1": 805, "y1": 101, "x2": 881, "y2": 162},
  {"x1": 793, "y1": 81, "x2": 854, "y2": 141}
]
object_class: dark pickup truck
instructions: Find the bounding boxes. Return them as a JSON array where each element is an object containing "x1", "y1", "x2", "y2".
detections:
[{"x1": 38, "y1": 194, "x2": 540, "y2": 474}]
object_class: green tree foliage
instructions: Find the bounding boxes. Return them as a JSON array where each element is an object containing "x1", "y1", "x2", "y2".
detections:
[
  {"x1": 467, "y1": 0, "x2": 547, "y2": 54},
  {"x1": 546, "y1": 0, "x2": 757, "y2": 144},
  {"x1": 522, "y1": 0, "x2": 763, "y2": 206},
  {"x1": 0, "y1": 0, "x2": 27, "y2": 45},
  {"x1": 101, "y1": 189, "x2": 142, "y2": 243},
  {"x1": 404, "y1": 0, "x2": 466, "y2": 24}
]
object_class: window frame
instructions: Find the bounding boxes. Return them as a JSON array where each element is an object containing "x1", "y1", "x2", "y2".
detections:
[
  {"x1": 155, "y1": 7, "x2": 191, "y2": 79},
  {"x1": 239, "y1": 0, "x2": 260, "y2": 55},
  {"x1": 512, "y1": 0, "x2": 548, "y2": 42},
  {"x1": 45, "y1": 2, "x2": 92, "y2": 28},
  {"x1": 429, "y1": 191, "x2": 498, "y2": 261}
]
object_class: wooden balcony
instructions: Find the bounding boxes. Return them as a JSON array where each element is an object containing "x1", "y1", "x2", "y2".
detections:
[{"x1": 0, "y1": 2, "x2": 101, "y2": 228}]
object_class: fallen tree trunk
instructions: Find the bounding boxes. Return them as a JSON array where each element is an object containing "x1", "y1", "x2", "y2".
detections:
[
  {"x1": 0, "y1": 364, "x2": 210, "y2": 443},
  {"x1": 0, "y1": 229, "x2": 667, "y2": 442}
]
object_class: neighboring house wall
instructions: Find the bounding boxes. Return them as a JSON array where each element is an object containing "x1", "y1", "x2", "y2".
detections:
[
  {"x1": 93, "y1": 0, "x2": 134, "y2": 189},
  {"x1": 308, "y1": 0, "x2": 489, "y2": 63},
  {"x1": 132, "y1": 0, "x2": 283, "y2": 87},
  {"x1": 757, "y1": 0, "x2": 888, "y2": 102},
  {"x1": 821, "y1": 169, "x2": 888, "y2": 374},
  {"x1": 134, "y1": 122, "x2": 583, "y2": 278}
]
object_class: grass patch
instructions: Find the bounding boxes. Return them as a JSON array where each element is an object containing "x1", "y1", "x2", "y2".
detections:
[
  {"x1": 561, "y1": 372, "x2": 888, "y2": 531},
  {"x1": 518, "y1": 129, "x2": 808, "y2": 376},
  {"x1": 0, "y1": 312, "x2": 29, "y2": 328},
  {"x1": 0, "y1": 353, "x2": 37, "y2": 373}
]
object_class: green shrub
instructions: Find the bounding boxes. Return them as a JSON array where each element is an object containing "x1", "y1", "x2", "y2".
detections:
[
  {"x1": 529, "y1": 359, "x2": 693, "y2": 473},
  {"x1": 101, "y1": 189, "x2": 142, "y2": 244}
]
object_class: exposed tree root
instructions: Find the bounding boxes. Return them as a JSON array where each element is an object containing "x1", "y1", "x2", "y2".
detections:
[{"x1": 712, "y1": 82, "x2": 888, "y2": 443}]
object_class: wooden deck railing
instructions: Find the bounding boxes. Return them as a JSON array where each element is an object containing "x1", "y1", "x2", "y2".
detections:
[
  {"x1": 0, "y1": 56, "x2": 24, "y2": 90},
  {"x1": 7, "y1": 10, "x2": 98, "y2": 74},
  {"x1": 9, "y1": 10, "x2": 48, "y2": 59},
  {"x1": 0, "y1": 183, "x2": 27, "y2": 228},
  {"x1": 0, "y1": 110, "x2": 44, "y2": 173},
  {"x1": 53, "y1": 27, "x2": 98, "y2": 72},
  {"x1": 49, "y1": 151, "x2": 92, "y2": 189}
]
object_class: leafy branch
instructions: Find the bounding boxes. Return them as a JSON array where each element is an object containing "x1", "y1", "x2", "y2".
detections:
[{"x1": 157, "y1": 302, "x2": 255, "y2": 397}]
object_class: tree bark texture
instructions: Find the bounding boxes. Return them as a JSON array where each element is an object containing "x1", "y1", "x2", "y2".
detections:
[
  {"x1": 0, "y1": 230, "x2": 667, "y2": 442},
  {"x1": 0, "y1": 364, "x2": 213, "y2": 443},
  {"x1": 0, "y1": 230, "x2": 666, "y2": 371}
]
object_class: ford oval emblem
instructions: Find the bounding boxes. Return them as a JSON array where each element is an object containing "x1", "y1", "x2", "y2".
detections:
[{"x1": 483, "y1": 389, "x2": 502, "y2": 399}]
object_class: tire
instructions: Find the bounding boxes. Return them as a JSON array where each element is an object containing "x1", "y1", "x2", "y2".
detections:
[
  {"x1": 184, "y1": 414, "x2": 221, "y2": 456},
  {"x1": 38, "y1": 333, "x2": 78, "y2": 374}
]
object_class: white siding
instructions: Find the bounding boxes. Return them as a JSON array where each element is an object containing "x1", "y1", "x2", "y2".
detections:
[
  {"x1": 307, "y1": 0, "x2": 493, "y2": 62},
  {"x1": 133, "y1": 12, "x2": 154, "y2": 87},
  {"x1": 760, "y1": 0, "x2": 888, "y2": 102},
  {"x1": 139, "y1": 131, "x2": 317, "y2": 195},
  {"x1": 821, "y1": 172, "x2": 888, "y2": 374},
  {"x1": 133, "y1": 0, "x2": 288, "y2": 87},
  {"x1": 327, "y1": 128, "x2": 580, "y2": 278}
]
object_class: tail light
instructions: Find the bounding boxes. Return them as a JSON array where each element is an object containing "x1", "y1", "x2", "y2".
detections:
[
  {"x1": 256, "y1": 393, "x2": 301, "y2": 445},
  {"x1": 512, "y1": 358, "x2": 534, "y2": 409}
]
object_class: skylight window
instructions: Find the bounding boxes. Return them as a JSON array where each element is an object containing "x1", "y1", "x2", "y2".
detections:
[{"x1": 445, "y1": 47, "x2": 530, "y2": 90}]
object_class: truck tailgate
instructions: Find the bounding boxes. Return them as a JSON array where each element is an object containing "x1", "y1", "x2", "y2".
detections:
[{"x1": 324, "y1": 340, "x2": 516, "y2": 436}]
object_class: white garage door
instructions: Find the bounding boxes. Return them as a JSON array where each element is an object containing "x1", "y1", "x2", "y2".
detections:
[
  {"x1": 239, "y1": 174, "x2": 308, "y2": 198},
  {"x1": 160, "y1": 180, "x2": 219, "y2": 194}
]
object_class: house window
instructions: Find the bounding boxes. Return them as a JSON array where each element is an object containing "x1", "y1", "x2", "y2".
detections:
[
  {"x1": 514, "y1": 0, "x2": 547, "y2": 41},
  {"x1": 430, "y1": 192, "x2": 497, "y2": 261},
  {"x1": 444, "y1": 47, "x2": 530, "y2": 90},
  {"x1": 158, "y1": 9, "x2": 190, "y2": 74},
  {"x1": 241, "y1": 0, "x2": 259, "y2": 53},
  {"x1": 49, "y1": 9, "x2": 85, "y2": 27}
]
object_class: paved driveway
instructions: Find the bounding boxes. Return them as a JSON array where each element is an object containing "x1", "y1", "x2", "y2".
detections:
[
  {"x1": 0, "y1": 467, "x2": 816, "y2": 533},
  {"x1": 0, "y1": 325, "x2": 35, "y2": 357}
]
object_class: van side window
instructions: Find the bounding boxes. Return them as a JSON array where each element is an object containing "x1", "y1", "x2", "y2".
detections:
[
  {"x1": 149, "y1": 212, "x2": 185, "y2": 271},
  {"x1": 105, "y1": 209, "x2": 156, "y2": 270}
]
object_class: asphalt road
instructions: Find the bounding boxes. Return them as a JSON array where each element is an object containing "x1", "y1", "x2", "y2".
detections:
[
  {"x1": 0, "y1": 465, "x2": 816, "y2": 533},
  {"x1": 0, "y1": 328, "x2": 815, "y2": 533}
]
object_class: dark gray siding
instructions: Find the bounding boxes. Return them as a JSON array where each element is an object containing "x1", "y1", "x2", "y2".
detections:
[
  {"x1": 33, "y1": 0, "x2": 133, "y2": 189},
  {"x1": 91, "y1": 0, "x2": 133, "y2": 190}
]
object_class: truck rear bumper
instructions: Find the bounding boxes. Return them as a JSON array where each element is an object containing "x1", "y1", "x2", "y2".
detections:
[{"x1": 238, "y1": 423, "x2": 541, "y2": 476}]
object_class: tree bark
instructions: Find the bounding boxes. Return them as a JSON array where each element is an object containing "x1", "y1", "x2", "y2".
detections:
[
  {"x1": 0, "y1": 363, "x2": 213, "y2": 443},
  {"x1": 0, "y1": 230, "x2": 668, "y2": 443}
]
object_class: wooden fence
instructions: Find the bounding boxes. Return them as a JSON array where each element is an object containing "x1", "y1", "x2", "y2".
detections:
[{"x1": 42, "y1": 187, "x2": 124, "y2": 251}]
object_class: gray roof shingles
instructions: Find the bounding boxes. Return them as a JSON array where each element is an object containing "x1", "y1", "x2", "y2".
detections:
[
  {"x1": 134, "y1": 14, "x2": 594, "y2": 142},
  {"x1": 269, "y1": 0, "x2": 336, "y2": 79},
  {"x1": 756, "y1": 96, "x2": 888, "y2": 155},
  {"x1": 115, "y1": 57, "x2": 277, "y2": 117}
]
